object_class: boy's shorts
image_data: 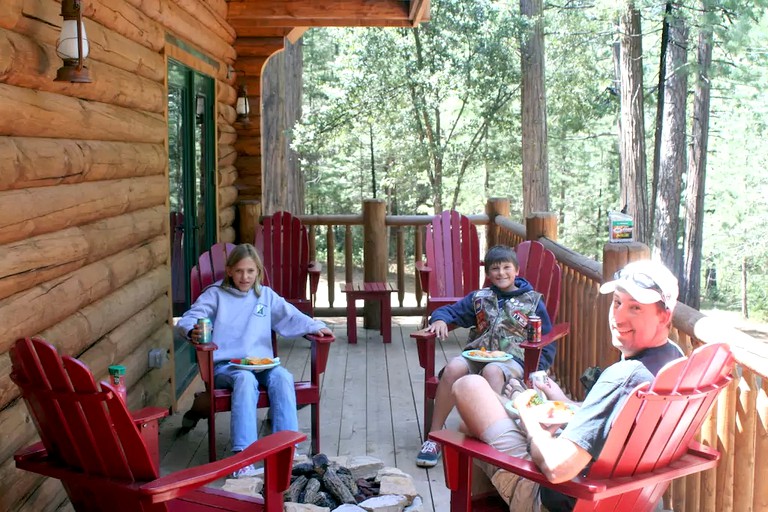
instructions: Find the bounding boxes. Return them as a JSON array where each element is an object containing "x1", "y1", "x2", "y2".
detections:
[{"x1": 463, "y1": 357, "x2": 524, "y2": 382}]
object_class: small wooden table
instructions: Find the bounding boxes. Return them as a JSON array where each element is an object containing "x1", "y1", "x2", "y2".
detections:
[{"x1": 340, "y1": 282, "x2": 397, "y2": 344}]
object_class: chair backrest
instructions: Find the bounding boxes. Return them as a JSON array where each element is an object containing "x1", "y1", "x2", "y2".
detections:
[
  {"x1": 516, "y1": 240, "x2": 562, "y2": 321},
  {"x1": 589, "y1": 342, "x2": 734, "y2": 484},
  {"x1": 424, "y1": 210, "x2": 481, "y2": 298},
  {"x1": 190, "y1": 242, "x2": 236, "y2": 302},
  {"x1": 255, "y1": 211, "x2": 311, "y2": 301},
  {"x1": 10, "y1": 337, "x2": 160, "y2": 507}
]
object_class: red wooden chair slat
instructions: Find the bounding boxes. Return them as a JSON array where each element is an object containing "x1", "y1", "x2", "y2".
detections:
[
  {"x1": 430, "y1": 343, "x2": 734, "y2": 512},
  {"x1": 412, "y1": 239, "x2": 571, "y2": 433},
  {"x1": 11, "y1": 337, "x2": 302, "y2": 512},
  {"x1": 256, "y1": 211, "x2": 318, "y2": 314},
  {"x1": 186, "y1": 239, "x2": 333, "y2": 461}
]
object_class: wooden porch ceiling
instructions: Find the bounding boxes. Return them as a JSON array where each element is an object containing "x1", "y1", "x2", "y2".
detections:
[{"x1": 228, "y1": 0, "x2": 430, "y2": 39}]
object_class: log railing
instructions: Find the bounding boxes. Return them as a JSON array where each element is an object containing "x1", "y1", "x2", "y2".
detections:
[{"x1": 239, "y1": 198, "x2": 767, "y2": 512}]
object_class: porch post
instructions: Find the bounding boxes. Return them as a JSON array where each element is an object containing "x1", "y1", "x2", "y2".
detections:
[
  {"x1": 363, "y1": 199, "x2": 387, "y2": 329},
  {"x1": 599, "y1": 242, "x2": 650, "y2": 368},
  {"x1": 525, "y1": 212, "x2": 558, "y2": 241},
  {"x1": 485, "y1": 197, "x2": 510, "y2": 251},
  {"x1": 237, "y1": 200, "x2": 261, "y2": 245}
]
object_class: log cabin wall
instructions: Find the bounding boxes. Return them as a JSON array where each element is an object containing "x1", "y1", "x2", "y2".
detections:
[
  {"x1": 0, "y1": 0, "x2": 239, "y2": 509},
  {"x1": 0, "y1": 1, "x2": 427, "y2": 509}
]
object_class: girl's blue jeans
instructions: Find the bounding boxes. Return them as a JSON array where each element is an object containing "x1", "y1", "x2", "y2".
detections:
[{"x1": 213, "y1": 363, "x2": 298, "y2": 452}]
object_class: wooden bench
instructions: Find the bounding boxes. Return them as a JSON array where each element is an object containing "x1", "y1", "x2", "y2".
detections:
[{"x1": 341, "y1": 282, "x2": 397, "y2": 344}]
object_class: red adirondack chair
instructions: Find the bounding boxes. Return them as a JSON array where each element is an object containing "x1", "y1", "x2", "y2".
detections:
[
  {"x1": 255, "y1": 211, "x2": 321, "y2": 316},
  {"x1": 416, "y1": 210, "x2": 482, "y2": 316},
  {"x1": 411, "y1": 240, "x2": 570, "y2": 433},
  {"x1": 185, "y1": 242, "x2": 334, "y2": 461},
  {"x1": 11, "y1": 336, "x2": 303, "y2": 512},
  {"x1": 430, "y1": 342, "x2": 735, "y2": 512}
]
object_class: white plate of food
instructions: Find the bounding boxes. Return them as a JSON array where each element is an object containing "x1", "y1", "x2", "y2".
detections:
[
  {"x1": 230, "y1": 356, "x2": 281, "y2": 371},
  {"x1": 462, "y1": 349, "x2": 513, "y2": 363},
  {"x1": 505, "y1": 398, "x2": 579, "y2": 427}
]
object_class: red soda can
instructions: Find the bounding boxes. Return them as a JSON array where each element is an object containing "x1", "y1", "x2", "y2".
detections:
[{"x1": 528, "y1": 315, "x2": 542, "y2": 344}]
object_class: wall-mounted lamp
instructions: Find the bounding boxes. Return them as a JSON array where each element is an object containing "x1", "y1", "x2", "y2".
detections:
[
  {"x1": 235, "y1": 79, "x2": 251, "y2": 125},
  {"x1": 55, "y1": 0, "x2": 91, "y2": 83}
]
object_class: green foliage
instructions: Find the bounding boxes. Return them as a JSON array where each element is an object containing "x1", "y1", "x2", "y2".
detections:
[{"x1": 294, "y1": 0, "x2": 768, "y2": 315}]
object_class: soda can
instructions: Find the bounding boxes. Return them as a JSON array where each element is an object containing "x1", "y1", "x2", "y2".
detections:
[
  {"x1": 528, "y1": 315, "x2": 542, "y2": 344},
  {"x1": 529, "y1": 370, "x2": 549, "y2": 401},
  {"x1": 197, "y1": 318, "x2": 212, "y2": 344}
]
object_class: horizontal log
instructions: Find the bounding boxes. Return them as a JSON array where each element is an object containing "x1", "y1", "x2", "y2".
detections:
[
  {"x1": 219, "y1": 145, "x2": 238, "y2": 167},
  {"x1": 219, "y1": 165, "x2": 238, "y2": 187},
  {"x1": 227, "y1": 0, "x2": 411, "y2": 25},
  {"x1": 235, "y1": 37, "x2": 285, "y2": 57},
  {"x1": 219, "y1": 205, "x2": 236, "y2": 228},
  {"x1": 220, "y1": 226, "x2": 236, "y2": 244},
  {"x1": 231, "y1": 26, "x2": 292, "y2": 39},
  {"x1": 0, "y1": 206, "x2": 166, "y2": 300},
  {"x1": 236, "y1": 156, "x2": 262, "y2": 173},
  {"x1": 0, "y1": 29, "x2": 164, "y2": 113},
  {"x1": 3, "y1": 0, "x2": 165, "y2": 83},
  {"x1": 0, "y1": 175, "x2": 166, "y2": 245},
  {"x1": 236, "y1": 174, "x2": 263, "y2": 189},
  {"x1": 208, "y1": 0, "x2": 228, "y2": 19},
  {"x1": 82, "y1": 0, "x2": 165, "y2": 52},
  {"x1": 8, "y1": 470, "x2": 67, "y2": 512},
  {"x1": 171, "y1": 0, "x2": 236, "y2": 43},
  {"x1": 0, "y1": 137, "x2": 165, "y2": 191},
  {"x1": 76, "y1": 296, "x2": 170, "y2": 385},
  {"x1": 236, "y1": 189, "x2": 261, "y2": 202},
  {"x1": 124, "y1": 324, "x2": 172, "y2": 410},
  {"x1": 235, "y1": 136, "x2": 262, "y2": 156},
  {"x1": 219, "y1": 124, "x2": 237, "y2": 145},
  {"x1": 217, "y1": 80, "x2": 237, "y2": 105},
  {"x1": 0, "y1": 84, "x2": 165, "y2": 143},
  {"x1": 123, "y1": 0, "x2": 236, "y2": 63},
  {"x1": 218, "y1": 102, "x2": 237, "y2": 125},
  {"x1": 236, "y1": 120, "x2": 262, "y2": 139},
  {"x1": 219, "y1": 185, "x2": 239, "y2": 210},
  {"x1": 0, "y1": 237, "x2": 168, "y2": 358},
  {"x1": 0, "y1": 455, "x2": 47, "y2": 512}
]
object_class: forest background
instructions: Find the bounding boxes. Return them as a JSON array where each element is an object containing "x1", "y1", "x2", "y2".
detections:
[{"x1": 281, "y1": 0, "x2": 768, "y2": 320}]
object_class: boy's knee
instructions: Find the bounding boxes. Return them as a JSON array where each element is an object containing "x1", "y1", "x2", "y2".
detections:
[{"x1": 443, "y1": 359, "x2": 469, "y2": 380}]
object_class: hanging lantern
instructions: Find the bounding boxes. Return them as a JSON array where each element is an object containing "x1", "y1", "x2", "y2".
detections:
[
  {"x1": 236, "y1": 82, "x2": 251, "y2": 124},
  {"x1": 55, "y1": 0, "x2": 92, "y2": 83}
]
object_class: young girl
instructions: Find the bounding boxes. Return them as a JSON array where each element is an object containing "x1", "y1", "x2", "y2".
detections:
[{"x1": 175, "y1": 243, "x2": 331, "y2": 478}]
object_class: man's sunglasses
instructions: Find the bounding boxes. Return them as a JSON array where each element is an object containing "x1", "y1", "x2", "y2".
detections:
[{"x1": 613, "y1": 269, "x2": 664, "y2": 296}]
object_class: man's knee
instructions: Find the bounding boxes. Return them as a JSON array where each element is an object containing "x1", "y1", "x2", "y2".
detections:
[{"x1": 452, "y1": 374, "x2": 489, "y2": 401}]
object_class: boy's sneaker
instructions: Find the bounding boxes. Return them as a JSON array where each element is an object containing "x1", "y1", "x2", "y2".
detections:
[
  {"x1": 416, "y1": 440, "x2": 442, "y2": 467},
  {"x1": 231, "y1": 464, "x2": 259, "y2": 479}
]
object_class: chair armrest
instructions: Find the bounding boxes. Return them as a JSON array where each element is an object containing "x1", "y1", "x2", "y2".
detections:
[
  {"x1": 520, "y1": 322, "x2": 570, "y2": 350},
  {"x1": 192, "y1": 342, "x2": 218, "y2": 388},
  {"x1": 131, "y1": 407, "x2": 170, "y2": 424},
  {"x1": 410, "y1": 324, "x2": 459, "y2": 376},
  {"x1": 14, "y1": 441, "x2": 47, "y2": 463},
  {"x1": 415, "y1": 260, "x2": 431, "y2": 293},
  {"x1": 140, "y1": 430, "x2": 306, "y2": 502},
  {"x1": 430, "y1": 429, "x2": 720, "y2": 502},
  {"x1": 308, "y1": 261, "x2": 322, "y2": 295},
  {"x1": 305, "y1": 332, "x2": 335, "y2": 381}
]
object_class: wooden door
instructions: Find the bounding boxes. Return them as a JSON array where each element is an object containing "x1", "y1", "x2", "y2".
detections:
[{"x1": 167, "y1": 59, "x2": 216, "y2": 398}]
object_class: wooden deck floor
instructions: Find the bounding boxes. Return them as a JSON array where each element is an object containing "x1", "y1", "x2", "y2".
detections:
[{"x1": 157, "y1": 317, "x2": 469, "y2": 511}]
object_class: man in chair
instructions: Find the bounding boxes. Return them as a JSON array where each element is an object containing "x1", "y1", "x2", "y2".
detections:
[{"x1": 451, "y1": 259, "x2": 683, "y2": 511}]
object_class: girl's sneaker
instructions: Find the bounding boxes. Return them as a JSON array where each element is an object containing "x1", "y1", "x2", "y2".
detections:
[
  {"x1": 415, "y1": 440, "x2": 442, "y2": 467},
  {"x1": 231, "y1": 464, "x2": 259, "y2": 479}
]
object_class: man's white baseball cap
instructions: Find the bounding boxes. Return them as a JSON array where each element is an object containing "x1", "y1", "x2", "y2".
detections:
[{"x1": 599, "y1": 260, "x2": 679, "y2": 311}]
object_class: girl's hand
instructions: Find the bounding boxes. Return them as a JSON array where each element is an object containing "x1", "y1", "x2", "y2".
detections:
[
  {"x1": 188, "y1": 326, "x2": 202, "y2": 344},
  {"x1": 425, "y1": 320, "x2": 449, "y2": 339},
  {"x1": 314, "y1": 327, "x2": 333, "y2": 337}
]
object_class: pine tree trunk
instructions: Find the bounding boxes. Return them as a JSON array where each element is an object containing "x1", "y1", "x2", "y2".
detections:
[
  {"x1": 618, "y1": 2, "x2": 649, "y2": 243},
  {"x1": 650, "y1": 1, "x2": 672, "y2": 229},
  {"x1": 682, "y1": 8, "x2": 713, "y2": 308},
  {"x1": 520, "y1": 0, "x2": 549, "y2": 217},
  {"x1": 262, "y1": 39, "x2": 304, "y2": 215},
  {"x1": 653, "y1": 9, "x2": 688, "y2": 271}
]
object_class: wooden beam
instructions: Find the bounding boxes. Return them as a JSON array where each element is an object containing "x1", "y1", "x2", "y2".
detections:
[
  {"x1": 227, "y1": 0, "x2": 411, "y2": 26},
  {"x1": 286, "y1": 27, "x2": 308, "y2": 44},
  {"x1": 235, "y1": 37, "x2": 285, "y2": 57},
  {"x1": 409, "y1": 0, "x2": 430, "y2": 26}
]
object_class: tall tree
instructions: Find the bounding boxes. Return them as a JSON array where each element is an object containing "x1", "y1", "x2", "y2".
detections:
[
  {"x1": 520, "y1": 0, "x2": 549, "y2": 216},
  {"x1": 681, "y1": 1, "x2": 713, "y2": 308},
  {"x1": 618, "y1": 1, "x2": 650, "y2": 243},
  {"x1": 653, "y1": 5, "x2": 688, "y2": 270}
]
